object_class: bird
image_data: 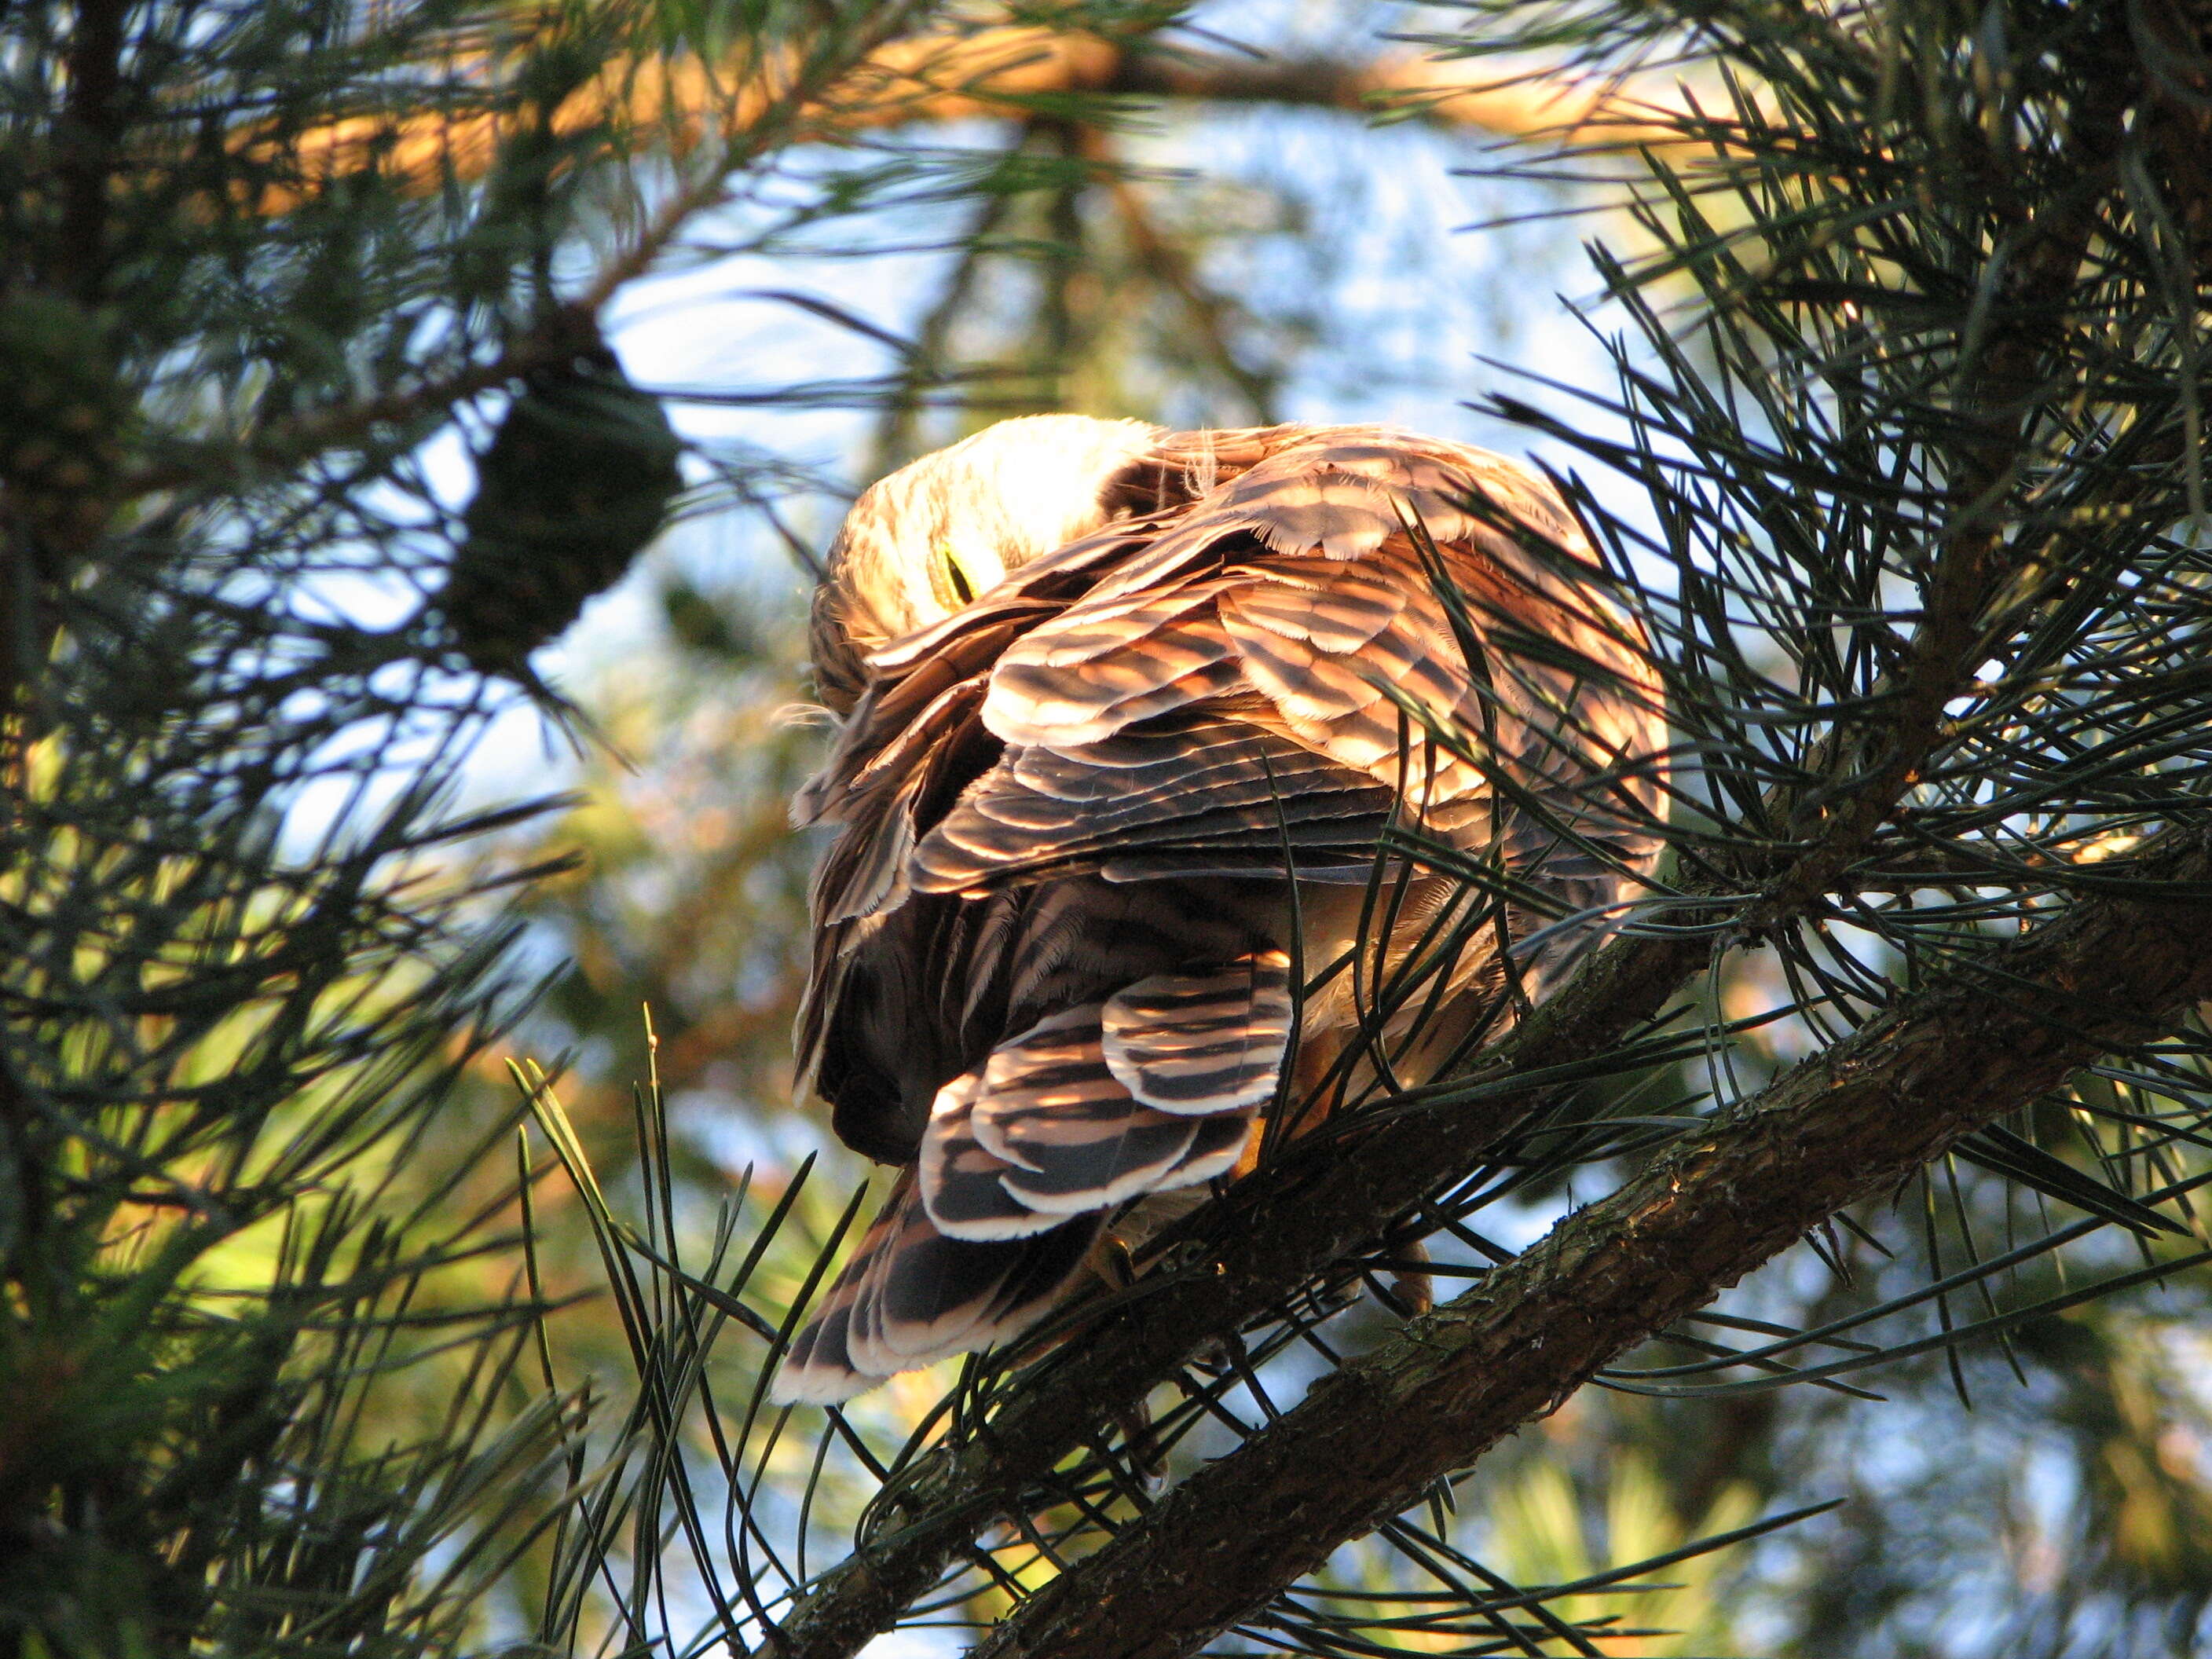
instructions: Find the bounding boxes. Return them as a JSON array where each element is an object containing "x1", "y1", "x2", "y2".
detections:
[{"x1": 770, "y1": 416, "x2": 1667, "y2": 1404}]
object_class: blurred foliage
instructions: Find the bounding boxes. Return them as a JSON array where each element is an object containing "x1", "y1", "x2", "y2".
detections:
[
  {"x1": 0, "y1": 0, "x2": 1236, "y2": 1652},
  {"x1": 12, "y1": 0, "x2": 2212, "y2": 1655}
]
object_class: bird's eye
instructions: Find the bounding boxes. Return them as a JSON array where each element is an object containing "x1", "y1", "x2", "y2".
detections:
[{"x1": 934, "y1": 540, "x2": 976, "y2": 607}]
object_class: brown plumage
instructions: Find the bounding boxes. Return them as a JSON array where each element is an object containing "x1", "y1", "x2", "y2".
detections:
[{"x1": 771, "y1": 416, "x2": 1668, "y2": 1403}]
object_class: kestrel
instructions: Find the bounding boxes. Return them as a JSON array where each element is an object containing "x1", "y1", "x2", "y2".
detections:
[{"x1": 771, "y1": 417, "x2": 1665, "y2": 1403}]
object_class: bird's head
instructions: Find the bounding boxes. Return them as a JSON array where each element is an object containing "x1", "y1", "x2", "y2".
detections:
[{"x1": 809, "y1": 414, "x2": 1162, "y2": 712}]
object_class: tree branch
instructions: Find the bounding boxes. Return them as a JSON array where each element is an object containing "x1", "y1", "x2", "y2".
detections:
[
  {"x1": 976, "y1": 832, "x2": 2212, "y2": 1659},
  {"x1": 167, "y1": 24, "x2": 1690, "y2": 492},
  {"x1": 57, "y1": 0, "x2": 129, "y2": 302},
  {"x1": 258, "y1": 31, "x2": 1694, "y2": 215}
]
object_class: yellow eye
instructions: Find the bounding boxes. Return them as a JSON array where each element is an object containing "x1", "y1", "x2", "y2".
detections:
[{"x1": 933, "y1": 539, "x2": 977, "y2": 607}]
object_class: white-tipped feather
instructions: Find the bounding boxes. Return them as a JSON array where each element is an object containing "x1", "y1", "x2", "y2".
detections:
[
  {"x1": 773, "y1": 417, "x2": 1672, "y2": 1404},
  {"x1": 1101, "y1": 954, "x2": 1293, "y2": 1116},
  {"x1": 1151, "y1": 1112, "x2": 1257, "y2": 1191},
  {"x1": 770, "y1": 1357, "x2": 879, "y2": 1406}
]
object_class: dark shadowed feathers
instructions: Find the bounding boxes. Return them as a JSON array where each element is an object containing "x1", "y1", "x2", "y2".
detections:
[{"x1": 773, "y1": 417, "x2": 1668, "y2": 1403}]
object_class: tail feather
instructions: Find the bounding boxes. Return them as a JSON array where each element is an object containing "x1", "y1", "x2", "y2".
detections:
[
  {"x1": 1155, "y1": 1110, "x2": 1256, "y2": 1191},
  {"x1": 917, "y1": 1073, "x2": 1060, "y2": 1240},
  {"x1": 972, "y1": 1006, "x2": 1201, "y2": 1215},
  {"x1": 770, "y1": 1172, "x2": 1104, "y2": 1404},
  {"x1": 773, "y1": 951, "x2": 1294, "y2": 1402},
  {"x1": 1103, "y1": 952, "x2": 1292, "y2": 1115}
]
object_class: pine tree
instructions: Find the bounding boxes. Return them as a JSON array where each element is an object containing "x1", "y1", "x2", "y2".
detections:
[
  {"x1": 499, "y1": 3, "x2": 2212, "y2": 1656},
  {"x1": 13, "y1": 2, "x2": 2212, "y2": 1657}
]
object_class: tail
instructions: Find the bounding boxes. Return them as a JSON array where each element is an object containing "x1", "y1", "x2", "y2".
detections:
[
  {"x1": 770, "y1": 952, "x2": 1290, "y2": 1404},
  {"x1": 771, "y1": 1171, "x2": 1104, "y2": 1404}
]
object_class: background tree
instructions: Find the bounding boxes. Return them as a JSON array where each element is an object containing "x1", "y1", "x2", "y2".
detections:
[{"x1": 11, "y1": 2, "x2": 2212, "y2": 1657}]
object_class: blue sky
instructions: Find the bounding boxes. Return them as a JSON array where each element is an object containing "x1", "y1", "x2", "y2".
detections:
[{"x1": 444, "y1": 1, "x2": 1646, "y2": 804}]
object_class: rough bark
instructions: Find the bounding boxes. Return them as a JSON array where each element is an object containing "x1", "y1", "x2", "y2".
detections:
[{"x1": 974, "y1": 832, "x2": 2212, "y2": 1659}]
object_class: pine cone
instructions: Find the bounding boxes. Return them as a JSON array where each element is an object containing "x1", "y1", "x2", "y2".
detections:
[{"x1": 437, "y1": 335, "x2": 683, "y2": 675}]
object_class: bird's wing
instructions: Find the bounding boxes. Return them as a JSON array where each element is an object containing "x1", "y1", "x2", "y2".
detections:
[
  {"x1": 904, "y1": 428, "x2": 1665, "y2": 899},
  {"x1": 910, "y1": 712, "x2": 1400, "y2": 890}
]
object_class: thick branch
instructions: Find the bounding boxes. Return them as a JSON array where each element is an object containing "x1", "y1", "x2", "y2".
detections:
[
  {"x1": 261, "y1": 31, "x2": 1691, "y2": 212},
  {"x1": 175, "y1": 27, "x2": 1688, "y2": 487},
  {"x1": 1108, "y1": 46, "x2": 1686, "y2": 144},
  {"x1": 978, "y1": 833, "x2": 2212, "y2": 1659}
]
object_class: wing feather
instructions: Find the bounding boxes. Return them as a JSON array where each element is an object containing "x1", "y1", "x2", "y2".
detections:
[
  {"x1": 1102, "y1": 952, "x2": 1292, "y2": 1115},
  {"x1": 909, "y1": 954, "x2": 1290, "y2": 1243},
  {"x1": 969, "y1": 1008, "x2": 1198, "y2": 1206},
  {"x1": 780, "y1": 422, "x2": 1672, "y2": 1401},
  {"x1": 911, "y1": 718, "x2": 1395, "y2": 895},
  {"x1": 989, "y1": 626, "x2": 1243, "y2": 747}
]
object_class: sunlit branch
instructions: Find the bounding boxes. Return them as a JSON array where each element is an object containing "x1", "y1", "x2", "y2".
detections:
[
  {"x1": 973, "y1": 823, "x2": 2212, "y2": 1657},
  {"x1": 257, "y1": 28, "x2": 1697, "y2": 216}
]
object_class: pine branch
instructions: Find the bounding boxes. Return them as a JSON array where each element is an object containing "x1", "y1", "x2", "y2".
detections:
[
  {"x1": 976, "y1": 829, "x2": 2212, "y2": 1659},
  {"x1": 126, "y1": 5, "x2": 939, "y2": 496},
  {"x1": 1725, "y1": 20, "x2": 2137, "y2": 941},
  {"x1": 255, "y1": 29, "x2": 1696, "y2": 215}
]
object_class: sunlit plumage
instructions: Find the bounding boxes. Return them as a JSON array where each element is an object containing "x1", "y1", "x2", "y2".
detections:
[{"x1": 772, "y1": 416, "x2": 1667, "y2": 1403}]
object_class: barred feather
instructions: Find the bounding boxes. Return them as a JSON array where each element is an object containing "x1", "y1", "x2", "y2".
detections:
[
  {"x1": 770, "y1": 419, "x2": 1668, "y2": 1404},
  {"x1": 970, "y1": 1007, "x2": 1203, "y2": 1214},
  {"x1": 775, "y1": 1170, "x2": 1108, "y2": 1404},
  {"x1": 1102, "y1": 954, "x2": 1293, "y2": 1115}
]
